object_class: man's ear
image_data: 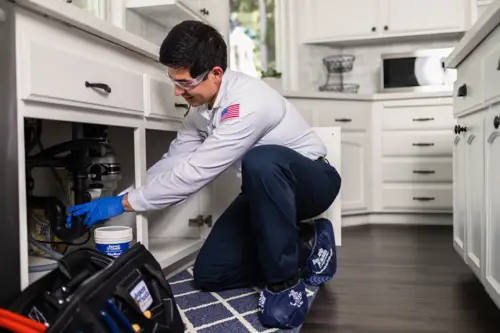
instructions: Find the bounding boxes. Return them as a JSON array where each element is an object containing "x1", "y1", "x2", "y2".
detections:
[{"x1": 211, "y1": 67, "x2": 224, "y2": 82}]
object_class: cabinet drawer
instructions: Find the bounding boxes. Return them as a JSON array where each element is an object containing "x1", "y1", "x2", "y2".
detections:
[
  {"x1": 382, "y1": 187, "x2": 452, "y2": 210},
  {"x1": 484, "y1": 43, "x2": 500, "y2": 105},
  {"x1": 147, "y1": 75, "x2": 190, "y2": 120},
  {"x1": 382, "y1": 104, "x2": 454, "y2": 130},
  {"x1": 290, "y1": 100, "x2": 369, "y2": 131},
  {"x1": 383, "y1": 160, "x2": 452, "y2": 183},
  {"x1": 382, "y1": 132, "x2": 453, "y2": 157},
  {"x1": 22, "y1": 41, "x2": 145, "y2": 115},
  {"x1": 315, "y1": 105, "x2": 369, "y2": 131},
  {"x1": 453, "y1": 56, "x2": 483, "y2": 116}
]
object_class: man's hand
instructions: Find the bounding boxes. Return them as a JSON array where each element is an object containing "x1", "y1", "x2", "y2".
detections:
[{"x1": 67, "y1": 194, "x2": 127, "y2": 227}]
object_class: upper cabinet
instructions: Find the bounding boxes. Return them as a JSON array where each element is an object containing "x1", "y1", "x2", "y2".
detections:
[
  {"x1": 125, "y1": 0, "x2": 229, "y2": 44},
  {"x1": 299, "y1": 0, "x2": 475, "y2": 45},
  {"x1": 300, "y1": 0, "x2": 379, "y2": 42}
]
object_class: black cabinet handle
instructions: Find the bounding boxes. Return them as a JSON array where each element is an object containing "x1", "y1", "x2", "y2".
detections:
[
  {"x1": 371, "y1": 27, "x2": 376, "y2": 32},
  {"x1": 384, "y1": 25, "x2": 389, "y2": 31},
  {"x1": 497, "y1": 59, "x2": 500, "y2": 70},
  {"x1": 413, "y1": 170, "x2": 436, "y2": 174},
  {"x1": 334, "y1": 118, "x2": 352, "y2": 123},
  {"x1": 457, "y1": 84, "x2": 467, "y2": 97},
  {"x1": 85, "y1": 81, "x2": 111, "y2": 93},
  {"x1": 412, "y1": 143, "x2": 435, "y2": 147},
  {"x1": 454, "y1": 125, "x2": 467, "y2": 134},
  {"x1": 413, "y1": 117, "x2": 434, "y2": 122},
  {"x1": 175, "y1": 103, "x2": 189, "y2": 109},
  {"x1": 413, "y1": 197, "x2": 435, "y2": 201},
  {"x1": 494, "y1": 116, "x2": 500, "y2": 129}
]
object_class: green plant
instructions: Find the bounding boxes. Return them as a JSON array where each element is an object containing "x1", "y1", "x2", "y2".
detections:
[{"x1": 261, "y1": 68, "x2": 281, "y2": 78}]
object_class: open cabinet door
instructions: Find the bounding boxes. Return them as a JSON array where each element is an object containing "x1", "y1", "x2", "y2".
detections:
[{"x1": 312, "y1": 127, "x2": 342, "y2": 246}]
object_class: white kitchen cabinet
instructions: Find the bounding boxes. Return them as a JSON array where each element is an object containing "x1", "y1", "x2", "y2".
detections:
[
  {"x1": 301, "y1": 0, "x2": 379, "y2": 43},
  {"x1": 341, "y1": 133, "x2": 369, "y2": 213},
  {"x1": 451, "y1": 109, "x2": 486, "y2": 279},
  {"x1": 0, "y1": 1, "x2": 225, "y2": 302},
  {"x1": 299, "y1": 0, "x2": 475, "y2": 45},
  {"x1": 447, "y1": 3, "x2": 500, "y2": 310},
  {"x1": 484, "y1": 110, "x2": 500, "y2": 307},
  {"x1": 287, "y1": 98, "x2": 371, "y2": 215},
  {"x1": 464, "y1": 112, "x2": 485, "y2": 280},
  {"x1": 126, "y1": 0, "x2": 229, "y2": 43},
  {"x1": 145, "y1": 73, "x2": 190, "y2": 120},
  {"x1": 453, "y1": 118, "x2": 467, "y2": 259},
  {"x1": 383, "y1": 0, "x2": 464, "y2": 35}
]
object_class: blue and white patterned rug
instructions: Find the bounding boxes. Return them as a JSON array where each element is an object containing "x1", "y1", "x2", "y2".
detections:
[{"x1": 167, "y1": 267, "x2": 319, "y2": 333}]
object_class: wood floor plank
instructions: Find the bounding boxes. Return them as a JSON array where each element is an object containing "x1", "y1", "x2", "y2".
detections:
[{"x1": 302, "y1": 225, "x2": 500, "y2": 333}]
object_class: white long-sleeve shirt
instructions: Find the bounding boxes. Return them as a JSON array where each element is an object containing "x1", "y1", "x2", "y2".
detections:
[{"x1": 127, "y1": 69, "x2": 327, "y2": 212}]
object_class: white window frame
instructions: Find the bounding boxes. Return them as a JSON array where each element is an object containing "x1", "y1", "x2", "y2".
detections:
[{"x1": 275, "y1": 0, "x2": 299, "y2": 91}]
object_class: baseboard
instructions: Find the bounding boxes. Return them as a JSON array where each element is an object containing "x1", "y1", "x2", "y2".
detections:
[{"x1": 342, "y1": 213, "x2": 452, "y2": 227}]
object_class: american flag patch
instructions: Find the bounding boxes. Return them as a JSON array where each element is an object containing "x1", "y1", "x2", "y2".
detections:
[{"x1": 220, "y1": 104, "x2": 240, "y2": 123}]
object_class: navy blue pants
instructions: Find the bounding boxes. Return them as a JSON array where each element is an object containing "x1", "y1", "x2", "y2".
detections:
[{"x1": 193, "y1": 145, "x2": 341, "y2": 291}]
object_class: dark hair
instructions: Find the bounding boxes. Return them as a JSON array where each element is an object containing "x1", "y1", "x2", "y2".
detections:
[{"x1": 159, "y1": 21, "x2": 227, "y2": 78}]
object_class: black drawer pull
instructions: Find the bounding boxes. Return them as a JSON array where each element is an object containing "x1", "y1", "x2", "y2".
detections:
[
  {"x1": 497, "y1": 58, "x2": 500, "y2": 70},
  {"x1": 457, "y1": 84, "x2": 467, "y2": 97},
  {"x1": 412, "y1": 143, "x2": 435, "y2": 147},
  {"x1": 413, "y1": 117, "x2": 434, "y2": 122},
  {"x1": 413, "y1": 197, "x2": 435, "y2": 201},
  {"x1": 494, "y1": 116, "x2": 500, "y2": 129},
  {"x1": 175, "y1": 103, "x2": 189, "y2": 109},
  {"x1": 413, "y1": 170, "x2": 435, "y2": 174},
  {"x1": 85, "y1": 81, "x2": 111, "y2": 93},
  {"x1": 334, "y1": 118, "x2": 352, "y2": 123}
]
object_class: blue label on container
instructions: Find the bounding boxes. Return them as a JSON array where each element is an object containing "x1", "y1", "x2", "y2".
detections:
[{"x1": 96, "y1": 242, "x2": 131, "y2": 258}]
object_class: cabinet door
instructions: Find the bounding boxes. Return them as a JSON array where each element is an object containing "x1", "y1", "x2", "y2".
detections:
[
  {"x1": 313, "y1": 127, "x2": 342, "y2": 246},
  {"x1": 341, "y1": 133, "x2": 368, "y2": 213},
  {"x1": 453, "y1": 121, "x2": 466, "y2": 259},
  {"x1": 383, "y1": 0, "x2": 464, "y2": 35},
  {"x1": 484, "y1": 112, "x2": 500, "y2": 307},
  {"x1": 465, "y1": 115, "x2": 485, "y2": 280},
  {"x1": 302, "y1": 0, "x2": 379, "y2": 42},
  {"x1": 199, "y1": 0, "x2": 229, "y2": 38}
]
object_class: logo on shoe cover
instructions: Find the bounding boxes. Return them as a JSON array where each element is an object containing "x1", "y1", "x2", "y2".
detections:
[
  {"x1": 311, "y1": 248, "x2": 333, "y2": 274},
  {"x1": 289, "y1": 290, "x2": 304, "y2": 308},
  {"x1": 258, "y1": 292, "x2": 266, "y2": 312}
]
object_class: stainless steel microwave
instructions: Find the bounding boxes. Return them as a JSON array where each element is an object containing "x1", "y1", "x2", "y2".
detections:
[{"x1": 381, "y1": 48, "x2": 457, "y2": 93}]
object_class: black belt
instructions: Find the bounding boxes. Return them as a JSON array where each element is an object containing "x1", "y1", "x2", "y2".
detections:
[{"x1": 316, "y1": 156, "x2": 329, "y2": 164}]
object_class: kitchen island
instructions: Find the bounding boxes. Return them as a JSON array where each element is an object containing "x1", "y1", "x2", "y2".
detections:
[{"x1": 445, "y1": 0, "x2": 500, "y2": 310}]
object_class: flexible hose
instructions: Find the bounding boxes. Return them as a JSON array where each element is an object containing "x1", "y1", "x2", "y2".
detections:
[
  {"x1": 28, "y1": 263, "x2": 58, "y2": 273},
  {"x1": 28, "y1": 234, "x2": 64, "y2": 261}
]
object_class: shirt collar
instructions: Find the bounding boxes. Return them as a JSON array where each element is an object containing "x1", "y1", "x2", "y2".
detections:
[
  {"x1": 211, "y1": 69, "x2": 233, "y2": 110},
  {"x1": 196, "y1": 69, "x2": 234, "y2": 120}
]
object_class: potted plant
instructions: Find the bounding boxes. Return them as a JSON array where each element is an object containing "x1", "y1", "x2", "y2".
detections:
[{"x1": 261, "y1": 69, "x2": 282, "y2": 91}]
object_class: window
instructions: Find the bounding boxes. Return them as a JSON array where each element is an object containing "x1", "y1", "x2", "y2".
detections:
[{"x1": 229, "y1": 0, "x2": 279, "y2": 78}]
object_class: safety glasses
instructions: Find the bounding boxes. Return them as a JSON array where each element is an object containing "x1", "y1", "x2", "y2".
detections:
[{"x1": 167, "y1": 69, "x2": 210, "y2": 90}]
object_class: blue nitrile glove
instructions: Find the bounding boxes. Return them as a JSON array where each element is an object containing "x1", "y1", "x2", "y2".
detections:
[{"x1": 67, "y1": 194, "x2": 126, "y2": 227}]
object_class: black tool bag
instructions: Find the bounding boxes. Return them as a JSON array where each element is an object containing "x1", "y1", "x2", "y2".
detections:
[{"x1": 8, "y1": 244, "x2": 185, "y2": 333}]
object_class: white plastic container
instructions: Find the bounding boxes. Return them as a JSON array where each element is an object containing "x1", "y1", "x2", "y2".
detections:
[{"x1": 94, "y1": 226, "x2": 133, "y2": 258}]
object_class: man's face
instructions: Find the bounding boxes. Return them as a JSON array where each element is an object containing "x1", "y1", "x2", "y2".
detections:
[{"x1": 167, "y1": 67, "x2": 223, "y2": 107}]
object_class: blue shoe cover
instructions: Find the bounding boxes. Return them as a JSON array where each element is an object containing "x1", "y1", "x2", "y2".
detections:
[
  {"x1": 303, "y1": 218, "x2": 337, "y2": 286},
  {"x1": 258, "y1": 281, "x2": 308, "y2": 329}
]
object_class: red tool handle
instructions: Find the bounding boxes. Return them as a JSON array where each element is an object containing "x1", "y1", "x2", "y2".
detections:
[{"x1": 0, "y1": 309, "x2": 46, "y2": 333}]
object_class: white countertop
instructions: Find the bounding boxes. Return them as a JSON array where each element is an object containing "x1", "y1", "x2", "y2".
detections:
[
  {"x1": 281, "y1": 90, "x2": 453, "y2": 101},
  {"x1": 14, "y1": 0, "x2": 160, "y2": 61},
  {"x1": 446, "y1": 0, "x2": 500, "y2": 68}
]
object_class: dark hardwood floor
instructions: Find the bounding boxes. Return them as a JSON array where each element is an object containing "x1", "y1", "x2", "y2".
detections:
[{"x1": 302, "y1": 225, "x2": 500, "y2": 333}]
